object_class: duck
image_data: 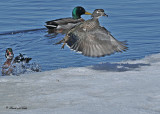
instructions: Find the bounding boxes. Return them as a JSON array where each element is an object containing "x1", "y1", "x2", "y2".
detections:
[
  {"x1": 2, "y1": 48, "x2": 14, "y2": 76},
  {"x1": 45, "y1": 6, "x2": 92, "y2": 33},
  {"x1": 2, "y1": 48, "x2": 32, "y2": 76},
  {"x1": 13, "y1": 53, "x2": 32, "y2": 63},
  {"x1": 57, "y1": 9, "x2": 128, "y2": 57}
]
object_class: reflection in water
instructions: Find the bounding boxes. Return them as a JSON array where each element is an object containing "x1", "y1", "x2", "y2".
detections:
[
  {"x1": 46, "y1": 28, "x2": 68, "y2": 36},
  {"x1": 45, "y1": 29, "x2": 59, "y2": 39},
  {"x1": 44, "y1": 28, "x2": 66, "y2": 45}
]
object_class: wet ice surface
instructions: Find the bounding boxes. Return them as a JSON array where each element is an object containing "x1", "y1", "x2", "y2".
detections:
[
  {"x1": 1, "y1": 53, "x2": 41, "y2": 76},
  {"x1": 11, "y1": 62, "x2": 41, "y2": 76},
  {"x1": 0, "y1": 53, "x2": 160, "y2": 114}
]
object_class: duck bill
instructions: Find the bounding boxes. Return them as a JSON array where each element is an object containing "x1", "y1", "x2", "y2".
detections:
[{"x1": 85, "y1": 11, "x2": 92, "y2": 15}]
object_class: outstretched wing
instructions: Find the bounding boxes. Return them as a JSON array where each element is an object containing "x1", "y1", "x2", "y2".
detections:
[{"x1": 66, "y1": 26, "x2": 128, "y2": 57}]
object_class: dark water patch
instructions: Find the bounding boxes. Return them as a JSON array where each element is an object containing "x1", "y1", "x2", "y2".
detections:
[
  {"x1": 0, "y1": 28, "x2": 47, "y2": 36},
  {"x1": 90, "y1": 62, "x2": 150, "y2": 72}
]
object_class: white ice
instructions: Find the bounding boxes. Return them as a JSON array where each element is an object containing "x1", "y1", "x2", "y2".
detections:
[{"x1": 1, "y1": 53, "x2": 160, "y2": 114}]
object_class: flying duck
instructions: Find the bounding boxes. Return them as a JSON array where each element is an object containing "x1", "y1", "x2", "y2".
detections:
[{"x1": 57, "y1": 9, "x2": 128, "y2": 57}]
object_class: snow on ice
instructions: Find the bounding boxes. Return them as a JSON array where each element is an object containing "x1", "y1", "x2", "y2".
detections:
[{"x1": 0, "y1": 53, "x2": 160, "y2": 114}]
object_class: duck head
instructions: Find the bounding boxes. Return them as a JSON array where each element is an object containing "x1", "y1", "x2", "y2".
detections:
[
  {"x1": 72, "y1": 6, "x2": 92, "y2": 19},
  {"x1": 91, "y1": 9, "x2": 108, "y2": 18},
  {"x1": 5, "y1": 48, "x2": 14, "y2": 60}
]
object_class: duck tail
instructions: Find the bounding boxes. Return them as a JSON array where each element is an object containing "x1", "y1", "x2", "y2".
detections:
[{"x1": 44, "y1": 25, "x2": 57, "y2": 29}]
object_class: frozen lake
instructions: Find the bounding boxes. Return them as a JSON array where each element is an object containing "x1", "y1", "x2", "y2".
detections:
[{"x1": 0, "y1": 53, "x2": 160, "y2": 114}]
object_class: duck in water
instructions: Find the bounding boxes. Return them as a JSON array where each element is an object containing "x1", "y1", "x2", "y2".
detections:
[
  {"x1": 45, "y1": 6, "x2": 91, "y2": 33},
  {"x1": 2, "y1": 48, "x2": 14, "y2": 76},
  {"x1": 57, "y1": 9, "x2": 128, "y2": 57},
  {"x1": 1, "y1": 48, "x2": 32, "y2": 76}
]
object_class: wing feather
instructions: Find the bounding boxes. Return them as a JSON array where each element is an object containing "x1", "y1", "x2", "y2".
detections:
[{"x1": 66, "y1": 26, "x2": 127, "y2": 57}]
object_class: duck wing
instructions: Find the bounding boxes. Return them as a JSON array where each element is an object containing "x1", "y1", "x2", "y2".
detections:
[
  {"x1": 45, "y1": 18, "x2": 83, "y2": 29},
  {"x1": 66, "y1": 26, "x2": 128, "y2": 57}
]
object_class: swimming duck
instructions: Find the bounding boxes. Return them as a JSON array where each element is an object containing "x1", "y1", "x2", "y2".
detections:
[
  {"x1": 2, "y1": 48, "x2": 14, "y2": 76},
  {"x1": 45, "y1": 6, "x2": 91, "y2": 33},
  {"x1": 2, "y1": 48, "x2": 32, "y2": 76},
  {"x1": 13, "y1": 53, "x2": 32, "y2": 63},
  {"x1": 57, "y1": 9, "x2": 128, "y2": 57}
]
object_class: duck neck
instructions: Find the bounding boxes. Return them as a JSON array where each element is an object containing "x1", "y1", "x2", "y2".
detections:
[
  {"x1": 91, "y1": 17, "x2": 100, "y2": 26},
  {"x1": 4, "y1": 59, "x2": 13, "y2": 66},
  {"x1": 72, "y1": 15, "x2": 81, "y2": 19},
  {"x1": 72, "y1": 9, "x2": 81, "y2": 19}
]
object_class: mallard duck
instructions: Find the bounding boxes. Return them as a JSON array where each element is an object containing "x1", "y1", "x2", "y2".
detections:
[
  {"x1": 2, "y1": 48, "x2": 14, "y2": 76},
  {"x1": 45, "y1": 6, "x2": 91, "y2": 33},
  {"x1": 2, "y1": 48, "x2": 40, "y2": 76},
  {"x1": 57, "y1": 9, "x2": 128, "y2": 57}
]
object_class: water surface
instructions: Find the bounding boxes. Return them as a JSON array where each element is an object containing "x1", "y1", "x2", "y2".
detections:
[{"x1": 0, "y1": 0, "x2": 160, "y2": 74}]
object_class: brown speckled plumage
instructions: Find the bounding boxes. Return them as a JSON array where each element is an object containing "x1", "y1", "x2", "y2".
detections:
[{"x1": 59, "y1": 9, "x2": 128, "y2": 57}]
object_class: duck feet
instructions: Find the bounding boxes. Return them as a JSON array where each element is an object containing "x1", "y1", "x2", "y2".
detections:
[
  {"x1": 55, "y1": 39, "x2": 64, "y2": 45},
  {"x1": 55, "y1": 39, "x2": 65, "y2": 49},
  {"x1": 61, "y1": 43, "x2": 66, "y2": 49},
  {"x1": 55, "y1": 35, "x2": 69, "y2": 49}
]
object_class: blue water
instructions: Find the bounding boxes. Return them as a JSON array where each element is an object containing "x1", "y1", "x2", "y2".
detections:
[{"x1": 0, "y1": 0, "x2": 160, "y2": 74}]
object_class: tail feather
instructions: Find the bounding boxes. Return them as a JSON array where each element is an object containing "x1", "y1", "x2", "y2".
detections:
[{"x1": 45, "y1": 25, "x2": 57, "y2": 29}]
